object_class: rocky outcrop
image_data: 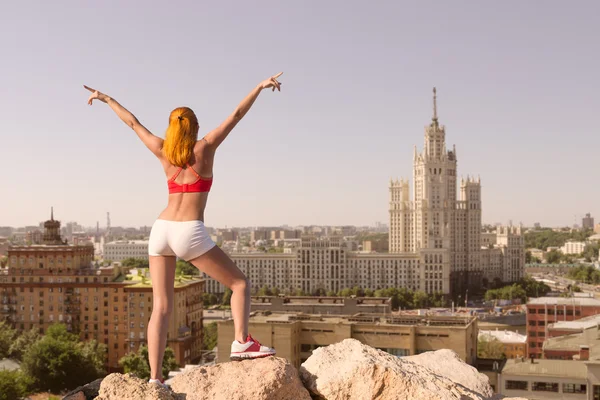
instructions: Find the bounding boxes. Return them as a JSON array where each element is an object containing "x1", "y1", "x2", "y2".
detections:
[
  {"x1": 63, "y1": 339, "x2": 523, "y2": 400},
  {"x1": 406, "y1": 349, "x2": 493, "y2": 398},
  {"x1": 94, "y1": 374, "x2": 175, "y2": 400},
  {"x1": 300, "y1": 339, "x2": 490, "y2": 400},
  {"x1": 169, "y1": 356, "x2": 310, "y2": 400}
]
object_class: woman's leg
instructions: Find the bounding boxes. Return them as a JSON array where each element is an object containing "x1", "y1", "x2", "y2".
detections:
[
  {"x1": 147, "y1": 255, "x2": 176, "y2": 380},
  {"x1": 188, "y1": 246, "x2": 249, "y2": 342}
]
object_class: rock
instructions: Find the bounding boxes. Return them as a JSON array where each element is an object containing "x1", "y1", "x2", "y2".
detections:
[
  {"x1": 169, "y1": 356, "x2": 310, "y2": 400},
  {"x1": 62, "y1": 391, "x2": 86, "y2": 400},
  {"x1": 406, "y1": 349, "x2": 493, "y2": 398},
  {"x1": 300, "y1": 338, "x2": 489, "y2": 400},
  {"x1": 94, "y1": 373, "x2": 175, "y2": 400},
  {"x1": 62, "y1": 378, "x2": 103, "y2": 400}
]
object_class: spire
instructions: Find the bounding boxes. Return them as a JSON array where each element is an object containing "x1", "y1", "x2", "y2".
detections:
[
  {"x1": 51, "y1": 206, "x2": 54, "y2": 221},
  {"x1": 432, "y1": 87, "x2": 438, "y2": 122}
]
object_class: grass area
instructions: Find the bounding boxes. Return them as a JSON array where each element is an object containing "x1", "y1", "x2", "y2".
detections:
[{"x1": 126, "y1": 274, "x2": 201, "y2": 288}]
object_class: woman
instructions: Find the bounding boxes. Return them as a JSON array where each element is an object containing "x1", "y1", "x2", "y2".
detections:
[{"x1": 84, "y1": 72, "x2": 282, "y2": 387}]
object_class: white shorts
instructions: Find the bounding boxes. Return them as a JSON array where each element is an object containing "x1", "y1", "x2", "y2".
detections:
[{"x1": 148, "y1": 220, "x2": 217, "y2": 261}]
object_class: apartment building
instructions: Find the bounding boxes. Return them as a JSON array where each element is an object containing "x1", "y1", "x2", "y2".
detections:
[
  {"x1": 0, "y1": 211, "x2": 203, "y2": 371},
  {"x1": 103, "y1": 240, "x2": 149, "y2": 262},
  {"x1": 217, "y1": 312, "x2": 478, "y2": 369},
  {"x1": 526, "y1": 297, "x2": 600, "y2": 358}
]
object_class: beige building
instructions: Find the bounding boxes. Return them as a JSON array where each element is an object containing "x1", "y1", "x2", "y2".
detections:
[
  {"x1": 103, "y1": 240, "x2": 149, "y2": 262},
  {"x1": 499, "y1": 358, "x2": 600, "y2": 399},
  {"x1": 203, "y1": 238, "x2": 428, "y2": 295},
  {"x1": 0, "y1": 211, "x2": 204, "y2": 372},
  {"x1": 561, "y1": 241, "x2": 587, "y2": 255},
  {"x1": 250, "y1": 296, "x2": 392, "y2": 315},
  {"x1": 479, "y1": 329, "x2": 527, "y2": 359},
  {"x1": 362, "y1": 239, "x2": 389, "y2": 253},
  {"x1": 388, "y1": 89, "x2": 524, "y2": 295},
  {"x1": 217, "y1": 311, "x2": 478, "y2": 369}
]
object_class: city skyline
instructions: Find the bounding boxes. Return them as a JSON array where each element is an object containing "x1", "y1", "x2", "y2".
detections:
[{"x1": 1, "y1": 1, "x2": 599, "y2": 228}]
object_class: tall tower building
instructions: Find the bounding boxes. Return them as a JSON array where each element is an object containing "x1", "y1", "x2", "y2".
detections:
[{"x1": 389, "y1": 88, "x2": 482, "y2": 296}]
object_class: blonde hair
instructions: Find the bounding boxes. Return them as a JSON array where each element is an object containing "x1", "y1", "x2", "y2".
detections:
[{"x1": 162, "y1": 107, "x2": 199, "y2": 167}]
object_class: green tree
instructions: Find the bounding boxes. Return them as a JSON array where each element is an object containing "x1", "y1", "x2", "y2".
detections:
[
  {"x1": 546, "y1": 249, "x2": 562, "y2": 264},
  {"x1": 350, "y1": 286, "x2": 364, "y2": 297},
  {"x1": 0, "y1": 256, "x2": 7, "y2": 268},
  {"x1": 413, "y1": 291, "x2": 429, "y2": 308},
  {"x1": 22, "y1": 323, "x2": 106, "y2": 393},
  {"x1": 477, "y1": 336, "x2": 505, "y2": 359},
  {"x1": 397, "y1": 288, "x2": 414, "y2": 309},
  {"x1": 176, "y1": 260, "x2": 198, "y2": 276},
  {"x1": 203, "y1": 322, "x2": 218, "y2": 351},
  {"x1": 0, "y1": 370, "x2": 32, "y2": 400},
  {"x1": 222, "y1": 288, "x2": 233, "y2": 306},
  {"x1": 0, "y1": 321, "x2": 17, "y2": 359},
  {"x1": 122, "y1": 257, "x2": 149, "y2": 268},
  {"x1": 272, "y1": 287, "x2": 281, "y2": 296},
  {"x1": 119, "y1": 345, "x2": 179, "y2": 380},
  {"x1": 257, "y1": 286, "x2": 272, "y2": 296},
  {"x1": 518, "y1": 276, "x2": 551, "y2": 298},
  {"x1": 338, "y1": 288, "x2": 352, "y2": 297},
  {"x1": 583, "y1": 242, "x2": 600, "y2": 262},
  {"x1": 202, "y1": 293, "x2": 219, "y2": 307},
  {"x1": 9, "y1": 328, "x2": 41, "y2": 361},
  {"x1": 326, "y1": 290, "x2": 336, "y2": 297},
  {"x1": 364, "y1": 289, "x2": 374, "y2": 297}
]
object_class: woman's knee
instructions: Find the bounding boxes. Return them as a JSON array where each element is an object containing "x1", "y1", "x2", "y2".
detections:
[
  {"x1": 152, "y1": 300, "x2": 173, "y2": 317},
  {"x1": 231, "y1": 277, "x2": 250, "y2": 294}
]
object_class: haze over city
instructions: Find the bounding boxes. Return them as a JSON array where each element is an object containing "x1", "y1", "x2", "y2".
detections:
[{"x1": 1, "y1": 1, "x2": 598, "y2": 228}]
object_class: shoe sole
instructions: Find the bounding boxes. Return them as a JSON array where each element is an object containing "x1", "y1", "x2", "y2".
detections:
[{"x1": 230, "y1": 352, "x2": 276, "y2": 361}]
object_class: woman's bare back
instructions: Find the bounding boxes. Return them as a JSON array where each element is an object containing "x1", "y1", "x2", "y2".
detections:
[{"x1": 158, "y1": 139, "x2": 215, "y2": 222}]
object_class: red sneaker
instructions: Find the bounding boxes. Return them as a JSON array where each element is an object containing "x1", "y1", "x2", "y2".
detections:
[{"x1": 230, "y1": 334, "x2": 276, "y2": 361}]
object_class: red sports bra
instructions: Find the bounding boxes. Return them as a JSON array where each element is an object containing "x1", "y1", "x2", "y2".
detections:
[{"x1": 167, "y1": 164, "x2": 213, "y2": 194}]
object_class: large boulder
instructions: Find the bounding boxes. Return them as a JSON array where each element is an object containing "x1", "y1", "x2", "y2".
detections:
[
  {"x1": 406, "y1": 349, "x2": 493, "y2": 398},
  {"x1": 62, "y1": 378, "x2": 103, "y2": 400},
  {"x1": 94, "y1": 374, "x2": 175, "y2": 400},
  {"x1": 169, "y1": 356, "x2": 310, "y2": 400},
  {"x1": 300, "y1": 338, "x2": 491, "y2": 400}
]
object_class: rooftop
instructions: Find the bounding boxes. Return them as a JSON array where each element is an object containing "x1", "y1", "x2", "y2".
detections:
[
  {"x1": 106, "y1": 240, "x2": 149, "y2": 245},
  {"x1": 478, "y1": 329, "x2": 526, "y2": 344},
  {"x1": 549, "y1": 313, "x2": 600, "y2": 331},
  {"x1": 251, "y1": 296, "x2": 391, "y2": 306},
  {"x1": 246, "y1": 311, "x2": 475, "y2": 327},
  {"x1": 528, "y1": 297, "x2": 600, "y2": 307},
  {"x1": 502, "y1": 359, "x2": 588, "y2": 380},
  {"x1": 543, "y1": 326, "x2": 600, "y2": 360}
]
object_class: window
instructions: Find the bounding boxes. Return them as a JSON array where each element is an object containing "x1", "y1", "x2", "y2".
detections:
[
  {"x1": 532, "y1": 382, "x2": 558, "y2": 392},
  {"x1": 505, "y1": 380, "x2": 527, "y2": 390},
  {"x1": 563, "y1": 383, "x2": 586, "y2": 394},
  {"x1": 594, "y1": 385, "x2": 600, "y2": 400}
]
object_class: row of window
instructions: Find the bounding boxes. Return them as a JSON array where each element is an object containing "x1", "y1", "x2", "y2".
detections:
[{"x1": 505, "y1": 380, "x2": 586, "y2": 394}]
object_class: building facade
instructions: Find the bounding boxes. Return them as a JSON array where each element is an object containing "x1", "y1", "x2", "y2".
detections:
[
  {"x1": 103, "y1": 240, "x2": 149, "y2": 262},
  {"x1": 479, "y1": 329, "x2": 527, "y2": 359},
  {"x1": 583, "y1": 213, "x2": 595, "y2": 230},
  {"x1": 0, "y1": 211, "x2": 203, "y2": 371},
  {"x1": 389, "y1": 88, "x2": 524, "y2": 296},
  {"x1": 217, "y1": 312, "x2": 478, "y2": 369},
  {"x1": 561, "y1": 241, "x2": 587, "y2": 255},
  {"x1": 526, "y1": 297, "x2": 600, "y2": 358}
]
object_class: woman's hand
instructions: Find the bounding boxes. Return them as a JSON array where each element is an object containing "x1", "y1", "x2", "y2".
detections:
[
  {"x1": 259, "y1": 72, "x2": 283, "y2": 92},
  {"x1": 83, "y1": 85, "x2": 110, "y2": 105}
]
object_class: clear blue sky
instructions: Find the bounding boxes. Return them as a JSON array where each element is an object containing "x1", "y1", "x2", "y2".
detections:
[{"x1": 1, "y1": 1, "x2": 598, "y2": 229}]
